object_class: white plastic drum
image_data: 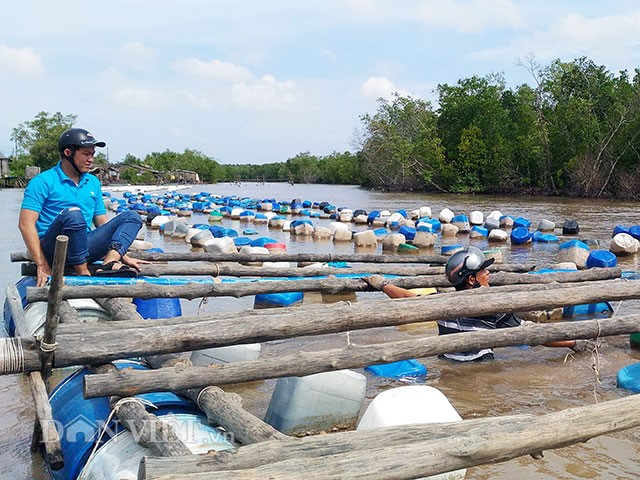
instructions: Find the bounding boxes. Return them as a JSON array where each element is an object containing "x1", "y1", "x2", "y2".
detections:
[{"x1": 77, "y1": 413, "x2": 234, "y2": 480}]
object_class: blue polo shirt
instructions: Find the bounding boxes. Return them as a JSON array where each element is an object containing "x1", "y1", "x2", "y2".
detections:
[{"x1": 21, "y1": 162, "x2": 106, "y2": 237}]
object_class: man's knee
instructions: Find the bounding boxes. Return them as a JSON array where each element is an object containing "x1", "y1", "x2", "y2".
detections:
[
  {"x1": 58, "y1": 207, "x2": 87, "y2": 231},
  {"x1": 119, "y1": 209, "x2": 143, "y2": 227}
]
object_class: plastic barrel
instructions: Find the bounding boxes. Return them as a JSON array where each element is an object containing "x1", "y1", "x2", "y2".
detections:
[
  {"x1": 586, "y1": 250, "x2": 617, "y2": 268},
  {"x1": 510, "y1": 227, "x2": 531, "y2": 245},
  {"x1": 133, "y1": 296, "x2": 182, "y2": 319},
  {"x1": 47, "y1": 360, "x2": 205, "y2": 480}
]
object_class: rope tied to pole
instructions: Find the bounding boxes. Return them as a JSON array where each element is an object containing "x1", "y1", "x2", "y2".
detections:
[
  {"x1": 0, "y1": 337, "x2": 25, "y2": 375},
  {"x1": 196, "y1": 385, "x2": 219, "y2": 410},
  {"x1": 86, "y1": 397, "x2": 157, "y2": 463},
  {"x1": 38, "y1": 339, "x2": 58, "y2": 353}
]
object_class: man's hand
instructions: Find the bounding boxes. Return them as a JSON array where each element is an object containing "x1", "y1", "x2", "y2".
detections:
[
  {"x1": 36, "y1": 262, "x2": 52, "y2": 287},
  {"x1": 362, "y1": 274, "x2": 389, "y2": 291},
  {"x1": 121, "y1": 254, "x2": 151, "y2": 272}
]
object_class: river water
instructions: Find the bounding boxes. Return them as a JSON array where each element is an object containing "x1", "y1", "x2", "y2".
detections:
[{"x1": 1, "y1": 183, "x2": 639, "y2": 479}]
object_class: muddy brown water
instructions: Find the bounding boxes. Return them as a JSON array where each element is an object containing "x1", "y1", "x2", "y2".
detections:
[{"x1": 1, "y1": 184, "x2": 640, "y2": 479}]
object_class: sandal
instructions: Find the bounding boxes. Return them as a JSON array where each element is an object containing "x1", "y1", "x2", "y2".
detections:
[{"x1": 95, "y1": 260, "x2": 138, "y2": 278}]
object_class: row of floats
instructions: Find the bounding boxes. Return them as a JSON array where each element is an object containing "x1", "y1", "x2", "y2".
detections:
[{"x1": 109, "y1": 190, "x2": 640, "y2": 270}]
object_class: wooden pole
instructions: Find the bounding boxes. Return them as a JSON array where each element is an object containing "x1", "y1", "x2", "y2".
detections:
[
  {"x1": 5, "y1": 284, "x2": 34, "y2": 339},
  {"x1": 95, "y1": 297, "x2": 144, "y2": 322},
  {"x1": 143, "y1": 355, "x2": 285, "y2": 446},
  {"x1": 139, "y1": 415, "x2": 536, "y2": 478},
  {"x1": 13, "y1": 250, "x2": 451, "y2": 264},
  {"x1": 137, "y1": 394, "x2": 640, "y2": 480},
  {"x1": 183, "y1": 387, "x2": 290, "y2": 445},
  {"x1": 84, "y1": 314, "x2": 640, "y2": 398},
  {"x1": 91, "y1": 364, "x2": 192, "y2": 457},
  {"x1": 7, "y1": 279, "x2": 640, "y2": 375},
  {"x1": 41, "y1": 235, "x2": 68, "y2": 379},
  {"x1": 28, "y1": 371, "x2": 64, "y2": 470},
  {"x1": 5, "y1": 283, "x2": 61, "y2": 461},
  {"x1": 28, "y1": 262, "x2": 539, "y2": 278},
  {"x1": 21, "y1": 261, "x2": 603, "y2": 279},
  {"x1": 25, "y1": 267, "x2": 622, "y2": 302}
]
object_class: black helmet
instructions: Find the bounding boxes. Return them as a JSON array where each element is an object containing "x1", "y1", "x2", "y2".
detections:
[
  {"x1": 445, "y1": 246, "x2": 494, "y2": 287},
  {"x1": 58, "y1": 128, "x2": 106, "y2": 152}
]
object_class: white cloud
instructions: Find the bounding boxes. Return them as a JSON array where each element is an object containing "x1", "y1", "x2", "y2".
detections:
[
  {"x1": 360, "y1": 76, "x2": 411, "y2": 100},
  {"x1": 416, "y1": 0, "x2": 523, "y2": 33},
  {"x1": 0, "y1": 45, "x2": 44, "y2": 76},
  {"x1": 173, "y1": 58, "x2": 253, "y2": 83},
  {"x1": 232, "y1": 75, "x2": 305, "y2": 112},
  {"x1": 470, "y1": 10, "x2": 640, "y2": 71},
  {"x1": 120, "y1": 41, "x2": 156, "y2": 70},
  {"x1": 110, "y1": 86, "x2": 173, "y2": 110}
]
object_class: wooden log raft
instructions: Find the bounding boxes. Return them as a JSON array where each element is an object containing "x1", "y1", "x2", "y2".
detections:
[
  {"x1": 83, "y1": 314, "x2": 640, "y2": 398},
  {"x1": 26, "y1": 267, "x2": 622, "y2": 302},
  {"x1": 4, "y1": 278, "x2": 638, "y2": 374},
  {"x1": 138, "y1": 394, "x2": 640, "y2": 480}
]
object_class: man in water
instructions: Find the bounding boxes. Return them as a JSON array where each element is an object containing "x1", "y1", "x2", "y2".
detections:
[
  {"x1": 363, "y1": 246, "x2": 593, "y2": 361},
  {"x1": 19, "y1": 128, "x2": 148, "y2": 287}
]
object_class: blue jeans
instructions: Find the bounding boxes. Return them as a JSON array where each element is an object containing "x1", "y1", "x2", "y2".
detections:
[{"x1": 40, "y1": 208, "x2": 143, "y2": 266}]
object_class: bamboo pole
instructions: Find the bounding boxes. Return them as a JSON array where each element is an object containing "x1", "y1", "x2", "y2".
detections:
[
  {"x1": 41, "y1": 235, "x2": 68, "y2": 379},
  {"x1": 138, "y1": 394, "x2": 640, "y2": 480},
  {"x1": 84, "y1": 314, "x2": 640, "y2": 398},
  {"x1": 25, "y1": 267, "x2": 622, "y2": 302}
]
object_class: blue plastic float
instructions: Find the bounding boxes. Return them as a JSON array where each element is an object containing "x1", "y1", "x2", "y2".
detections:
[
  {"x1": 617, "y1": 362, "x2": 640, "y2": 393},
  {"x1": 586, "y1": 249, "x2": 617, "y2": 268},
  {"x1": 365, "y1": 359, "x2": 427, "y2": 380},
  {"x1": 510, "y1": 227, "x2": 532, "y2": 245}
]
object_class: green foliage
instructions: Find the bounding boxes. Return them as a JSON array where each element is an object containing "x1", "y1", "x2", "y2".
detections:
[
  {"x1": 11, "y1": 112, "x2": 77, "y2": 170},
  {"x1": 358, "y1": 94, "x2": 444, "y2": 191}
]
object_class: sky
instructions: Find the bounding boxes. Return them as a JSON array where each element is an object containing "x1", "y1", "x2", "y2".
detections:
[{"x1": 1, "y1": 1, "x2": 639, "y2": 165}]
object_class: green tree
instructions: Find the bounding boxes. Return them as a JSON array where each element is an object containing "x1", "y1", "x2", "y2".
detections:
[
  {"x1": 358, "y1": 94, "x2": 444, "y2": 191},
  {"x1": 437, "y1": 75, "x2": 515, "y2": 192},
  {"x1": 318, "y1": 151, "x2": 360, "y2": 184},
  {"x1": 11, "y1": 112, "x2": 77, "y2": 170},
  {"x1": 285, "y1": 152, "x2": 321, "y2": 183},
  {"x1": 540, "y1": 57, "x2": 640, "y2": 196}
]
